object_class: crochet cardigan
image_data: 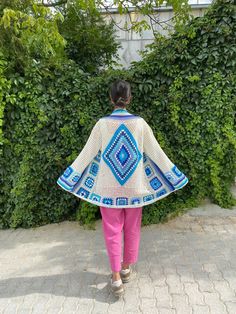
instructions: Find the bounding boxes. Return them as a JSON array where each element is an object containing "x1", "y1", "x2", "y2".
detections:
[{"x1": 57, "y1": 108, "x2": 189, "y2": 208}]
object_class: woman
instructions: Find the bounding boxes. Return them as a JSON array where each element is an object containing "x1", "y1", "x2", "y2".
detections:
[{"x1": 57, "y1": 79, "x2": 189, "y2": 297}]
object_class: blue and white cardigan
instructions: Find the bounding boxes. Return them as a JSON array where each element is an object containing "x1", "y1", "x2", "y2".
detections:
[{"x1": 57, "y1": 108, "x2": 189, "y2": 208}]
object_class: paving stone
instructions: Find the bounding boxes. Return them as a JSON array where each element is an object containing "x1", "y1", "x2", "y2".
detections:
[
  {"x1": 140, "y1": 297, "x2": 156, "y2": 311},
  {"x1": 154, "y1": 285, "x2": 172, "y2": 308},
  {"x1": 46, "y1": 307, "x2": 63, "y2": 314},
  {"x1": 213, "y1": 280, "x2": 236, "y2": 302},
  {"x1": 203, "y1": 291, "x2": 228, "y2": 314},
  {"x1": 176, "y1": 266, "x2": 195, "y2": 283},
  {"x1": 91, "y1": 300, "x2": 109, "y2": 313},
  {"x1": 166, "y1": 274, "x2": 184, "y2": 294},
  {"x1": 123, "y1": 287, "x2": 141, "y2": 312},
  {"x1": 192, "y1": 304, "x2": 210, "y2": 314},
  {"x1": 107, "y1": 298, "x2": 125, "y2": 313},
  {"x1": 139, "y1": 282, "x2": 155, "y2": 298},
  {"x1": 196, "y1": 276, "x2": 215, "y2": 293},
  {"x1": 225, "y1": 301, "x2": 236, "y2": 313},
  {"x1": 158, "y1": 308, "x2": 176, "y2": 314},
  {"x1": 171, "y1": 293, "x2": 192, "y2": 313},
  {"x1": 184, "y1": 282, "x2": 205, "y2": 305},
  {"x1": 203, "y1": 263, "x2": 218, "y2": 273}
]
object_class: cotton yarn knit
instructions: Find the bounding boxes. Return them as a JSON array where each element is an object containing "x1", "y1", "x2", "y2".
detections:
[{"x1": 57, "y1": 108, "x2": 189, "y2": 208}]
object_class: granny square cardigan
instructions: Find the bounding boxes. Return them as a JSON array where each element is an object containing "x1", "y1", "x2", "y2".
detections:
[{"x1": 57, "y1": 108, "x2": 189, "y2": 208}]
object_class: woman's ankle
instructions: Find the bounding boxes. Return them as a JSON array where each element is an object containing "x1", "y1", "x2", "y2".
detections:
[
  {"x1": 112, "y1": 271, "x2": 121, "y2": 281},
  {"x1": 121, "y1": 262, "x2": 130, "y2": 270}
]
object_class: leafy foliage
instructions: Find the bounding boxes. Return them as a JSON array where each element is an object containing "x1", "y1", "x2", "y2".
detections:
[
  {"x1": 58, "y1": 1, "x2": 121, "y2": 73},
  {"x1": 0, "y1": 3, "x2": 66, "y2": 74}
]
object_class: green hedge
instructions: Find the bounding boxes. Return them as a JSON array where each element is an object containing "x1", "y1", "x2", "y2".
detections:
[
  {"x1": 127, "y1": 0, "x2": 236, "y2": 223},
  {"x1": 0, "y1": 0, "x2": 235, "y2": 229}
]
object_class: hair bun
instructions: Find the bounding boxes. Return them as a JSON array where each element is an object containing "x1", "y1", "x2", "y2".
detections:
[
  {"x1": 116, "y1": 96, "x2": 126, "y2": 106},
  {"x1": 118, "y1": 97, "x2": 125, "y2": 101}
]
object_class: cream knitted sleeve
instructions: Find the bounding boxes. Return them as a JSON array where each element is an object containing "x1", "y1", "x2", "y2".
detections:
[
  {"x1": 70, "y1": 119, "x2": 102, "y2": 173},
  {"x1": 142, "y1": 118, "x2": 174, "y2": 171},
  {"x1": 57, "y1": 119, "x2": 102, "y2": 192}
]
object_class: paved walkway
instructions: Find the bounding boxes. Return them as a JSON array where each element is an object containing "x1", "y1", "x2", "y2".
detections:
[{"x1": 0, "y1": 186, "x2": 236, "y2": 314}]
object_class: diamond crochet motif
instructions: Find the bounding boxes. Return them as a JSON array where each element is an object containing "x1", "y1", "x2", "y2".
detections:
[{"x1": 102, "y1": 124, "x2": 142, "y2": 185}]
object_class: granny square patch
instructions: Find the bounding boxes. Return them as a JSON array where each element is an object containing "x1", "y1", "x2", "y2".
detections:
[
  {"x1": 72, "y1": 175, "x2": 80, "y2": 182},
  {"x1": 149, "y1": 177, "x2": 162, "y2": 190},
  {"x1": 76, "y1": 187, "x2": 90, "y2": 198},
  {"x1": 58, "y1": 166, "x2": 82, "y2": 191},
  {"x1": 89, "y1": 193, "x2": 101, "y2": 202},
  {"x1": 164, "y1": 171, "x2": 176, "y2": 184},
  {"x1": 102, "y1": 124, "x2": 142, "y2": 185},
  {"x1": 156, "y1": 189, "x2": 167, "y2": 197},
  {"x1": 131, "y1": 197, "x2": 141, "y2": 205},
  {"x1": 95, "y1": 150, "x2": 101, "y2": 162},
  {"x1": 89, "y1": 162, "x2": 99, "y2": 176},
  {"x1": 84, "y1": 176, "x2": 94, "y2": 189},
  {"x1": 102, "y1": 197, "x2": 113, "y2": 205},
  {"x1": 145, "y1": 165, "x2": 153, "y2": 177},
  {"x1": 63, "y1": 166, "x2": 73, "y2": 178},
  {"x1": 116, "y1": 197, "x2": 128, "y2": 205},
  {"x1": 172, "y1": 165, "x2": 182, "y2": 177},
  {"x1": 143, "y1": 194, "x2": 154, "y2": 202}
]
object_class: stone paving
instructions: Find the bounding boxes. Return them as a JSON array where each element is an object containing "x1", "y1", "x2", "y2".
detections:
[{"x1": 0, "y1": 186, "x2": 236, "y2": 314}]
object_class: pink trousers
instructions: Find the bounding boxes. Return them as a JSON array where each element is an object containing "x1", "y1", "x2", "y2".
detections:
[{"x1": 99, "y1": 206, "x2": 143, "y2": 272}]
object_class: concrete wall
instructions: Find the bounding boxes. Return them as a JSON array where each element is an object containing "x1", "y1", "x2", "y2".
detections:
[{"x1": 100, "y1": 2, "x2": 213, "y2": 68}]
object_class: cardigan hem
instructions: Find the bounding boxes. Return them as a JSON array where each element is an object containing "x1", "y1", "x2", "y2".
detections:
[{"x1": 57, "y1": 176, "x2": 189, "y2": 209}]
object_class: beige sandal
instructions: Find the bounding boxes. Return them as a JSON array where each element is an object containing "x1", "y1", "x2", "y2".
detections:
[
  {"x1": 120, "y1": 265, "x2": 133, "y2": 283},
  {"x1": 108, "y1": 275, "x2": 124, "y2": 297}
]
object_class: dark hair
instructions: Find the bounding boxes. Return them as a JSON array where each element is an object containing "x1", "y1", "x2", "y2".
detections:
[{"x1": 109, "y1": 80, "x2": 131, "y2": 107}]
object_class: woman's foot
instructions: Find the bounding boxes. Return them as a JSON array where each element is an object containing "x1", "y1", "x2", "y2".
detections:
[
  {"x1": 109, "y1": 274, "x2": 124, "y2": 297},
  {"x1": 120, "y1": 265, "x2": 131, "y2": 283}
]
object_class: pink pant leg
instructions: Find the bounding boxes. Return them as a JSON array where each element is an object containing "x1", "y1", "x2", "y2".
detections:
[
  {"x1": 122, "y1": 206, "x2": 143, "y2": 265},
  {"x1": 100, "y1": 206, "x2": 124, "y2": 272}
]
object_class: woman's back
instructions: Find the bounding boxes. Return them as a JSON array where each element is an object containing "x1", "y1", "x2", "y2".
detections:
[{"x1": 96, "y1": 109, "x2": 146, "y2": 198}]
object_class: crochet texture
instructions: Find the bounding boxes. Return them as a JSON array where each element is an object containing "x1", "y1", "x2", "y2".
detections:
[{"x1": 57, "y1": 108, "x2": 189, "y2": 208}]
